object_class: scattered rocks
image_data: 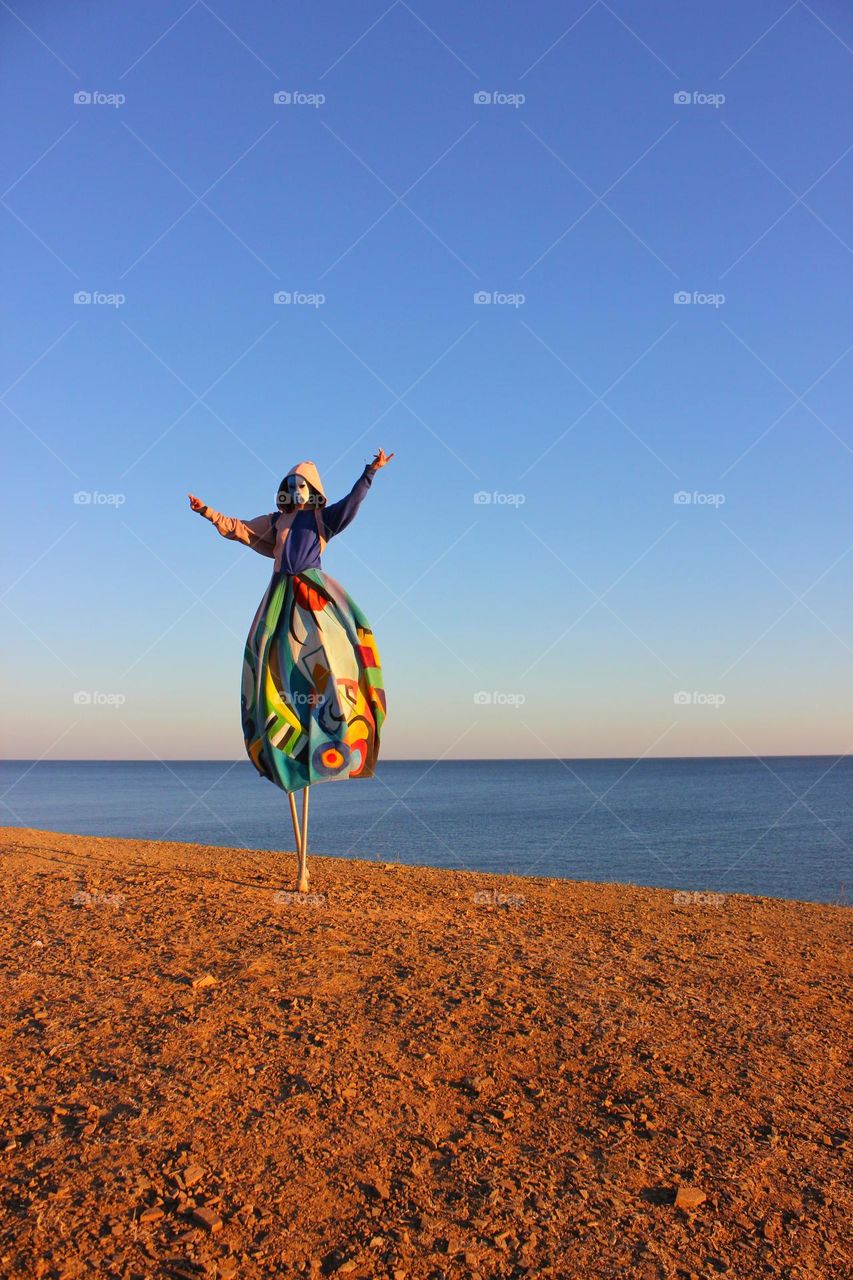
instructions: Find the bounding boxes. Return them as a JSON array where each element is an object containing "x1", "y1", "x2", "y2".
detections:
[
  {"x1": 763, "y1": 1216, "x2": 782, "y2": 1242},
  {"x1": 674, "y1": 1185, "x2": 707, "y2": 1210},
  {"x1": 1, "y1": 826, "x2": 849, "y2": 1280},
  {"x1": 363, "y1": 1177, "x2": 391, "y2": 1201},
  {"x1": 190, "y1": 1206, "x2": 223, "y2": 1233}
]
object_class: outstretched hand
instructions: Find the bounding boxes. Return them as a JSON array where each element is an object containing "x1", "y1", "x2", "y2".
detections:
[
  {"x1": 188, "y1": 493, "x2": 206, "y2": 512},
  {"x1": 370, "y1": 448, "x2": 395, "y2": 471}
]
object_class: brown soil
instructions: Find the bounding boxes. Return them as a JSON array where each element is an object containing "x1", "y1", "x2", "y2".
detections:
[{"x1": 0, "y1": 826, "x2": 850, "y2": 1280}]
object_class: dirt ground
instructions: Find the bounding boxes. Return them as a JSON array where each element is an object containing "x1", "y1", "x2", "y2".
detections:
[{"x1": 0, "y1": 826, "x2": 850, "y2": 1280}]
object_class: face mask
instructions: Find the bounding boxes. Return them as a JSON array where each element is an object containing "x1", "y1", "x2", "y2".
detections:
[{"x1": 276, "y1": 474, "x2": 312, "y2": 509}]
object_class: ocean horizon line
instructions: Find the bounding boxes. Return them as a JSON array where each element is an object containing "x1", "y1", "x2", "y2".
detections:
[{"x1": 1, "y1": 753, "x2": 848, "y2": 765}]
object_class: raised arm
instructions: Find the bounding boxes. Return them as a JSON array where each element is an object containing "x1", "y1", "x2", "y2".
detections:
[
  {"x1": 188, "y1": 494, "x2": 277, "y2": 559},
  {"x1": 321, "y1": 448, "x2": 394, "y2": 539}
]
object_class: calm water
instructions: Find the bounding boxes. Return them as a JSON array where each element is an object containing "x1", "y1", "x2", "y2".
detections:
[{"x1": 1, "y1": 757, "x2": 850, "y2": 905}]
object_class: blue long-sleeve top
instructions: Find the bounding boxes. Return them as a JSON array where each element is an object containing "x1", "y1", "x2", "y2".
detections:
[{"x1": 201, "y1": 464, "x2": 375, "y2": 574}]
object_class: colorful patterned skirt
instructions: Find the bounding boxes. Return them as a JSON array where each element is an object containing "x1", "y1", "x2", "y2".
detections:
[{"x1": 241, "y1": 569, "x2": 386, "y2": 794}]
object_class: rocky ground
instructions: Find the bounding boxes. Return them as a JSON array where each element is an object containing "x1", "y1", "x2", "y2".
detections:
[{"x1": 0, "y1": 826, "x2": 850, "y2": 1279}]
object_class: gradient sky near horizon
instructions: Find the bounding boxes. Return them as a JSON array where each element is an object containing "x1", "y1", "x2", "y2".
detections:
[{"x1": 2, "y1": 0, "x2": 852, "y2": 764}]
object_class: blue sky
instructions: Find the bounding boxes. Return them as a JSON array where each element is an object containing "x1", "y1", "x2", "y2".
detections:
[{"x1": 2, "y1": 0, "x2": 852, "y2": 762}]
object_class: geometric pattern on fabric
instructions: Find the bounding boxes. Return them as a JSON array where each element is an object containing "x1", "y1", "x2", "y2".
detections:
[{"x1": 241, "y1": 568, "x2": 386, "y2": 794}]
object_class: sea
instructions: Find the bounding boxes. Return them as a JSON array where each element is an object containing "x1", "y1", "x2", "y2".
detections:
[{"x1": 1, "y1": 757, "x2": 850, "y2": 906}]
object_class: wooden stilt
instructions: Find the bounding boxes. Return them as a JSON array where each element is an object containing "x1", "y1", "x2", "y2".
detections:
[
  {"x1": 296, "y1": 785, "x2": 310, "y2": 893},
  {"x1": 288, "y1": 792, "x2": 301, "y2": 861}
]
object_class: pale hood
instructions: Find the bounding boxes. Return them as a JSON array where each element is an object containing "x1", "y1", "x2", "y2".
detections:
[{"x1": 282, "y1": 460, "x2": 327, "y2": 506}]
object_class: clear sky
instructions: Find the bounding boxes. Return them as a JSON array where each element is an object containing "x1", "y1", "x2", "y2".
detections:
[{"x1": 2, "y1": 0, "x2": 852, "y2": 763}]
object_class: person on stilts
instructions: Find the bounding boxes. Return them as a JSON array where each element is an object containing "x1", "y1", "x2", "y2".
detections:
[{"x1": 189, "y1": 448, "x2": 393, "y2": 891}]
